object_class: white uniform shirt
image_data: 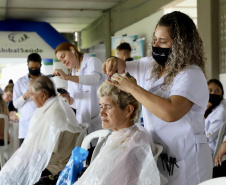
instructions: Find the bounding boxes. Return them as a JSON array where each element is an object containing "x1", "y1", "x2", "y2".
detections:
[
  {"x1": 205, "y1": 101, "x2": 226, "y2": 155},
  {"x1": 13, "y1": 74, "x2": 37, "y2": 139},
  {"x1": 126, "y1": 57, "x2": 212, "y2": 185},
  {"x1": 68, "y1": 54, "x2": 103, "y2": 133}
]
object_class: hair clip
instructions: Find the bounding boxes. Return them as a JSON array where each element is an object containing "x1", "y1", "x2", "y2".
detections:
[{"x1": 126, "y1": 72, "x2": 131, "y2": 77}]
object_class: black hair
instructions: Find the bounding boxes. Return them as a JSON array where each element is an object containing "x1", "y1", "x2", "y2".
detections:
[
  {"x1": 116, "y1": 42, "x2": 132, "y2": 52},
  {"x1": 8, "y1": 79, "x2": 13, "y2": 84},
  {"x1": 27, "y1": 53, "x2": 42, "y2": 64},
  {"x1": 207, "y1": 79, "x2": 224, "y2": 97}
]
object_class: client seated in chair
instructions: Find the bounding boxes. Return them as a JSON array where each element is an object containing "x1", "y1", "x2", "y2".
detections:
[
  {"x1": 74, "y1": 79, "x2": 162, "y2": 185},
  {"x1": 0, "y1": 76, "x2": 83, "y2": 185}
]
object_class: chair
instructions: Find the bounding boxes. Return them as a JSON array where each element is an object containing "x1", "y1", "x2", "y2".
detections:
[
  {"x1": 75, "y1": 122, "x2": 89, "y2": 148},
  {"x1": 81, "y1": 129, "x2": 111, "y2": 165},
  {"x1": 154, "y1": 143, "x2": 163, "y2": 163},
  {"x1": 198, "y1": 177, "x2": 226, "y2": 185},
  {"x1": 213, "y1": 121, "x2": 226, "y2": 163},
  {"x1": 0, "y1": 114, "x2": 9, "y2": 168}
]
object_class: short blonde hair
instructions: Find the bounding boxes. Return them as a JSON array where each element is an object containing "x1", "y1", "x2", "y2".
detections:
[
  {"x1": 4, "y1": 84, "x2": 14, "y2": 93},
  {"x1": 97, "y1": 81, "x2": 139, "y2": 121}
]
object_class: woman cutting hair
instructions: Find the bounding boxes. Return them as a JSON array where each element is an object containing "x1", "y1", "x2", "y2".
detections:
[
  {"x1": 0, "y1": 76, "x2": 82, "y2": 185},
  {"x1": 53, "y1": 42, "x2": 103, "y2": 134},
  {"x1": 103, "y1": 11, "x2": 212, "y2": 185}
]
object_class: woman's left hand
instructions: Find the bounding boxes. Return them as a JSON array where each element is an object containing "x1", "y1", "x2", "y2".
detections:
[
  {"x1": 215, "y1": 141, "x2": 226, "y2": 166},
  {"x1": 53, "y1": 69, "x2": 68, "y2": 80},
  {"x1": 110, "y1": 74, "x2": 137, "y2": 93}
]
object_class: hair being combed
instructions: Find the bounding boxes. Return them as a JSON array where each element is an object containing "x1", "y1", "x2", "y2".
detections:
[
  {"x1": 97, "y1": 81, "x2": 139, "y2": 121},
  {"x1": 31, "y1": 76, "x2": 57, "y2": 98},
  {"x1": 148, "y1": 11, "x2": 206, "y2": 89}
]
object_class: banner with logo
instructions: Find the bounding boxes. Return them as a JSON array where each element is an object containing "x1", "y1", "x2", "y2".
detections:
[
  {"x1": 111, "y1": 35, "x2": 144, "y2": 59},
  {"x1": 0, "y1": 31, "x2": 55, "y2": 58}
]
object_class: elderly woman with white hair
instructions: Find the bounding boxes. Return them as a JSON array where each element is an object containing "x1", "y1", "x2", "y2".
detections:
[
  {"x1": 0, "y1": 76, "x2": 82, "y2": 185},
  {"x1": 74, "y1": 78, "x2": 164, "y2": 185}
]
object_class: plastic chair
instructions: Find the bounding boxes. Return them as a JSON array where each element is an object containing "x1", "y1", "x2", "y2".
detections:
[
  {"x1": 81, "y1": 129, "x2": 111, "y2": 165},
  {"x1": 75, "y1": 123, "x2": 89, "y2": 148},
  {"x1": 154, "y1": 143, "x2": 163, "y2": 163},
  {"x1": 0, "y1": 114, "x2": 9, "y2": 168},
  {"x1": 198, "y1": 177, "x2": 226, "y2": 185},
  {"x1": 213, "y1": 121, "x2": 226, "y2": 163}
]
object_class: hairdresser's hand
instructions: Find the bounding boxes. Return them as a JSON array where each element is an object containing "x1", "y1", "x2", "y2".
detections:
[
  {"x1": 215, "y1": 141, "x2": 226, "y2": 166},
  {"x1": 102, "y1": 57, "x2": 118, "y2": 76},
  {"x1": 58, "y1": 92, "x2": 70, "y2": 98},
  {"x1": 110, "y1": 74, "x2": 137, "y2": 94},
  {"x1": 103, "y1": 57, "x2": 126, "y2": 76},
  {"x1": 53, "y1": 69, "x2": 68, "y2": 80}
]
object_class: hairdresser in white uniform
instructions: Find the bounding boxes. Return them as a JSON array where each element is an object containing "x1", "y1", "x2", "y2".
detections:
[
  {"x1": 103, "y1": 11, "x2": 212, "y2": 185},
  {"x1": 53, "y1": 42, "x2": 103, "y2": 134},
  {"x1": 205, "y1": 79, "x2": 226, "y2": 156}
]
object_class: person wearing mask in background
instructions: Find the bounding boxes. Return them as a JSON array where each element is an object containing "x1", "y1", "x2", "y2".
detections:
[
  {"x1": 53, "y1": 42, "x2": 103, "y2": 135},
  {"x1": 13, "y1": 53, "x2": 42, "y2": 145},
  {"x1": 103, "y1": 11, "x2": 212, "y2": 185},
  {"x1": 3, "y1": 83, "x2": 19, "y2": 121},
  {"x1": 205, "y1": 79, "x2": 226, "y2": 156},
  {"x1": 116, "y1": 42, "x2": 133, "y2": 61}
]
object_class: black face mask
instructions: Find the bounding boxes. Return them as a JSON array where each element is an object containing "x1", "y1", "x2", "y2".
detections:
[
  {"x1": 152, "y1": 46, "x2": 171, "y2": 66},
  {"x1": 209, "y1": 94, "x2": 222, "y2": 107},
  {"x1": 29, "y1": 68, "x2": 40, "y2": 76}
]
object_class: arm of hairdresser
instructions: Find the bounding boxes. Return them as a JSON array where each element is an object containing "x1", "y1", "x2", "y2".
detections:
[
  {"x1": 13, "y1": 82, "x2": 30, "y2": 109},
  {"x1": 54, "y1": 69, "x2": 102, "y2": 105},
  {"x1": 215, "y1": 136, "x2": 226, "y2": 166},
  {"x1": 102, "y1": 57, "x2": 193, "y2": 122},
  {"x1": 53, "y1": 69, "x2": 101, "y2": 85}
]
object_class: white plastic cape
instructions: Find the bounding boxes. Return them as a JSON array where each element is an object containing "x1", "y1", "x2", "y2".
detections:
[
  {"x1": 75, "y1": 124, "x2": 161, "y2": 185},
  {"x1": 0, "y1": 96, "x2": 82, "y2": 185}
]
